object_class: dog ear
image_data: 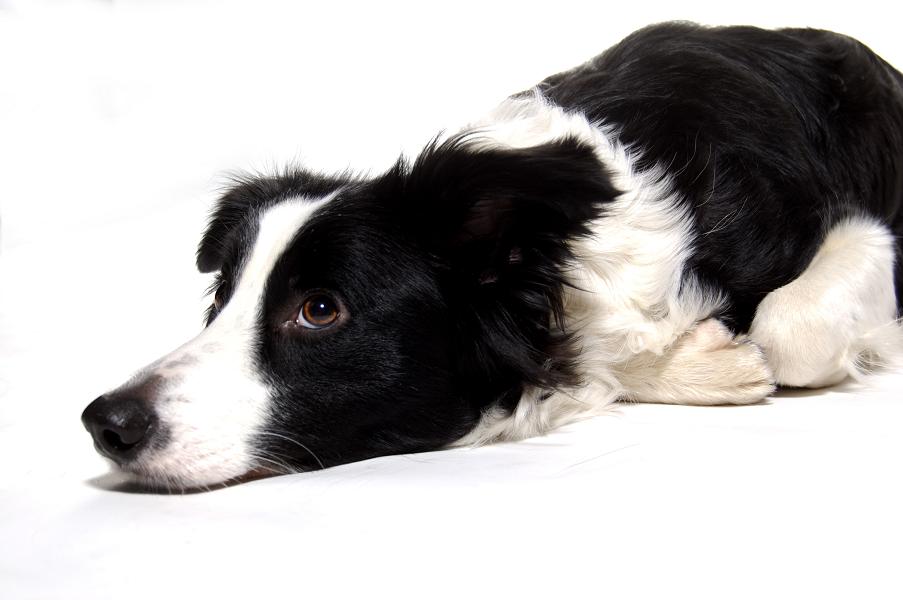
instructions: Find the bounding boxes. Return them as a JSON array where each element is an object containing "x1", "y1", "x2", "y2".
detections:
[
  {"x1": 196, "y1": 187, "x2": 256, "y2": 273},
  {"x1": 395, "y1": 134, "x2": 619, "y2": 280},
  {"x1": 383, "y1": 135, "x2": 619, "y2": 400},
  {"x1": 197, "y1": 170, "x2": 349, "y2": 273}
]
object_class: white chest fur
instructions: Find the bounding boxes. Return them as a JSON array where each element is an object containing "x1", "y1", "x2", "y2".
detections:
[{"x1": 453, "y1": 93, "x2": 727, "y2": 445}]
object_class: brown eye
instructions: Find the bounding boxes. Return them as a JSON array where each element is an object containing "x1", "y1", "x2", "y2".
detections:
[{"x1": 298, "y1": 294, "x2": 340, "y2": 329}]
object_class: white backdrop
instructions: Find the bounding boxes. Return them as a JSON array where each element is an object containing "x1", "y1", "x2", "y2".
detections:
[{"x1": 2, "y1": 1, "x2": 902, "y2": 599}]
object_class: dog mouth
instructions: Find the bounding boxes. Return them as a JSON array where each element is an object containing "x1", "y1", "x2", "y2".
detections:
[
  {"x1": 105, "y1": 464, "x2": 283, "y2": 494},
  {"x1": 83, "y1": 419, "x2": 284, "y2": 491},
  {"x1": 82, "y1": 398, "x2": 299, "y2": 491}
]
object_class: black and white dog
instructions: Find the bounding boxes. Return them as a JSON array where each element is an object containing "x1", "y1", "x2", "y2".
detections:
[{"x1": 83, "y1": 23, "x2": 903, "y2": 490}]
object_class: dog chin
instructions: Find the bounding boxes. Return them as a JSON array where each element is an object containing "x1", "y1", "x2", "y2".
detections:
[{"x1": 111, "y1": 458, "x2": 278, "y2": 493}]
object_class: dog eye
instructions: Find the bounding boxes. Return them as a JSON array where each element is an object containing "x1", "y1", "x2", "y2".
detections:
[{"x1": 298, "y1": 294, "x2": 340, "y2": 329}]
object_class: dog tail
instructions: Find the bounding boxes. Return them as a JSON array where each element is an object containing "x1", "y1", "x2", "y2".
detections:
[{"x1": 847, "y1": 318, "x2": 903, "y2": 382}]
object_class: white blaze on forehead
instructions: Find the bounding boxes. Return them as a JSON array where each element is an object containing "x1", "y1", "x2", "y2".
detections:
[
  {"x1": 227, "y1": 198, "x2": 333, "y2": 327},
  {"x1": 132, "y1": 194, "x2": 336, "y2": 488}
]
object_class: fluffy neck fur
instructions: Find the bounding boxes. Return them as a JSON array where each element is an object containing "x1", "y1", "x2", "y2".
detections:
[{"x1": 453, "y1": 92, "x2": 723, "y2": 446}]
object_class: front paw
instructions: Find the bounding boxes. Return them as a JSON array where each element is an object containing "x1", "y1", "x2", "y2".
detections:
[{"x1": 622, "y1": 319, "x2": 776, "y2": 405}]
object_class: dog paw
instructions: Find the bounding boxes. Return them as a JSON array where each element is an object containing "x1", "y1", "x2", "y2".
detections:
[
  {"x1": 680, "y1": 318, "x2": 737, "y2": 351},
  {"x1": 622, "y1": 319, "x2": 776, "y2": 405}
]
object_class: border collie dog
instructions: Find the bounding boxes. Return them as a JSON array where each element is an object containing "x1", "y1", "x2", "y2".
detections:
[{"x1": 83, "y1": 23, "x2": 903, "y2": 489}]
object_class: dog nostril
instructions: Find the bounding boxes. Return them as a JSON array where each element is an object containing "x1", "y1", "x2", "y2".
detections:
[
  {"x1": 82, "y1": 394, "x2": 157, "y2": 463},
  {"x1": 102, "y1": 428, "x2": 141, "y2": 452}
]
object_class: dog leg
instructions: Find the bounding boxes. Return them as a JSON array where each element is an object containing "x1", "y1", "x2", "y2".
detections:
[
  {"x1": 748, "y1": 218, "x2": 902, "y2": 388},
  {"x1": 619, "y1": 318, "x2": 775, "y2": 405}
]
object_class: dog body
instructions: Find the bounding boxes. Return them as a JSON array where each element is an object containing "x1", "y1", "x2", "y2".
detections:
[{"x1": 83, "y1": 23, "x2": 903, "y2": 489}]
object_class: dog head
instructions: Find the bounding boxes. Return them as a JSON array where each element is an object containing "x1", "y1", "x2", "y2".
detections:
[{"x1": 81, "y1": 135, "x2": 616, "y2": 489}]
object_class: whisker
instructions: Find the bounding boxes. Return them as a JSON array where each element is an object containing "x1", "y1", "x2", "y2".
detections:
[
  {"x1": 246, "y1": 451, "x2": 294, "y2": 475},
  {"x1": 256, "y1": 431, "x2": 326, "y2": 469}
]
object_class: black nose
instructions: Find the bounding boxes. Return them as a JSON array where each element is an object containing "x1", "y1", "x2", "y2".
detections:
[{"x1": 81, "y1": 394, "x2": 157, "y2": 463}]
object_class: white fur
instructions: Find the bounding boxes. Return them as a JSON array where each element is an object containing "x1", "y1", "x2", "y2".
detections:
[
  {"x1": 458, "y1": 94, "x2": 902, "y2": 447},
  {"x1": 455, "y1": 93, "x2": 764, "y2": 447},
  {"x1": 749, "y1": 217, "x2": 902, "y2": 387},
  {"x1": 111, "y1": 95, "x2": 902, "y2": 474},
  {"x1": 122, "y1": 196, "x2": 334, "y2": 488},
  {"x1": 615, "y1": 318, "x2": 775, "y2": 405}
]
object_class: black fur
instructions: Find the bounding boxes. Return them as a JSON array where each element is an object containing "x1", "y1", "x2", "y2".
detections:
[
  {"x1": 204, "y1": 136, "x2": 617, "y2": 467},
  {"x1": 199, "y1": 23, "x2": 903, "y2": 469},
  {"x1": 85, "y1": 23, "x2": 903, "y2": 482},
  {"x1": 534, "y1": 22, "x2": 903, "y2": 327},
  {"x1": 197, "y1": 170, "x2": 352, "y2": 274}
]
